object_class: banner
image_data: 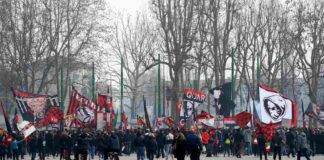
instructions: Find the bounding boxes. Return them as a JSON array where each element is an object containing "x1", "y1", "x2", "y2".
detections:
[
  {"x1": 67, "y1": 88, "x2": 96, "y2": 127},
  {"x1": 137, "y1": 115, "x2": 145, "y2": 126},
  {"x1": 163, "y1": 116, "x2": 174, "y2": 128},
  {"x1": 259, "y1": 84, "x2": 298, "y2": 126},
  {"x1": 12, "y1": 89, "x2": 59, "y2": 122},
  {"x1": 17, "y1": 121, "x2": 36, "y2": 138},
  {"x1": 183, "y1": 88, "x2": 206, "y2": 103},
  {"x1": 97, "y1": 94, "x2": 113, "y2": 112},
  {"x1": 209, "y1": 82, "x2": 235, "y2": 116},
  {"x1": 196, "y1": 111, "x2": 215, "y2": 126},
  {"x1": 96, "y1": 112, "x2": 106, "y2": 130},
  {"x1": 155, "y1": 117, "x2": 164, "y2": 129},
  {"x1": 37, "y1": 107, "x2": 64, "y2": 127},
  {"x1": 223, "y1": 117, "x2": 236, "y2": 125},
  {"x1": 234, "y1": 111, "x2": 252, "y2": 128}
]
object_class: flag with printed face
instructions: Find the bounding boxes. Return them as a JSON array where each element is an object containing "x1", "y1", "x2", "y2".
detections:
[
  {"x1": 67, "y1": 88, "x2": 96, "y2": 127},
  {"x1": 258, "y1": 84, "x2": 298, "y2": 126},
  {"x1": 12, "y1": 89, "x2": 59, "y2": 122}
]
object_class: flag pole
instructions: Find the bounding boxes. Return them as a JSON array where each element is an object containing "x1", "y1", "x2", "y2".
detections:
[
  {"x1": 92, "y1": 62, "x2": 97, "y2": 129},
  {"x1": 120, "y1": 57, "x2": 124, "y2": 127},
  {"x1": 60, "y1": 66, "x2": 65, "y2": 131},
  {"x1": 60, "y1": 67, "x2": 64, "y2": 111},
  {"x1": 120, "y1": 57, "x2": 124, "y2": 112},
  {"x1": 157, "y1": 54, "x2": 161, "y2": 117},
  {"x1": 231, "y1": 47, "x2": 236, "y2": 116}
]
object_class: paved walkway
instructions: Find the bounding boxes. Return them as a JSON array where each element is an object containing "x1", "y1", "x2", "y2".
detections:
[{"x1": 35, "y1": 154, "x2": 323, "y2": 160}]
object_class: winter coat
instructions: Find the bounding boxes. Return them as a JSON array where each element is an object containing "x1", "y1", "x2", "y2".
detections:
[
  {"x1": 156, "y1": 132, "x2": 166, "y2": 147},
  {"x1": 76, "y1": 133, "x2": 88, "y2": 150},
  {"x1": 134, "y1": 135, "x2": 145, "y2": 148},
  {"x1": 145, "y1": 136, "x2": 157, "y2": 154},
  {"x1": 243, "y1": 129, "x2": 252, "y2": 143},
  {"x1": 271, "y1": 133, "x2": 283, "y2": 148},
  {"x1": 257, "y1": 134, "x2": 266, "y2": 149},
  {"x1": 174, "y1": 133, "x2": 187, "y2": 159},
  {"x1": 297, "y1": 132, "x2": 309, "y2": 150},
  {"x1": 186, "y1": 133, "x2": 203, "y2": 153},
  {"x1": 110, "y1": 134, "x2": 120, "y2": 151}
]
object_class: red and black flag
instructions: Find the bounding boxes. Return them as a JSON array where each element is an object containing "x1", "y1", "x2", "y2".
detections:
[
  {"x1": 97, "y1": 94, "x2": 113, "y2": 112},
  {"x1": 11, "y1": 88, "x2": 59, "y2": 122},
  {"x1": 67, "y1": 87, "x2": 96, "y2": 127}
]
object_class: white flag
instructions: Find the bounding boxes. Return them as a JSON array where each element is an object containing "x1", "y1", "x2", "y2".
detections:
[{"x1": 259, "y1": 85, "x2": 294, "y2": 124}]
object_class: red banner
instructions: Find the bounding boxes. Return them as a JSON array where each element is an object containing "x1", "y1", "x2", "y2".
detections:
[
  {"x1": 234, "y1": 111, "x2": 252, "y2": 128},
  {"x1": 67, "y1": 88, "x2": 96, "y2": 127}
]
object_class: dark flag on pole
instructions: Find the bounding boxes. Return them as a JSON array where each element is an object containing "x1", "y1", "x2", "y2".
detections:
[
  {"x1": 209, "y1": 82, "x2": 235, "y2": 116},
  {"x1": 143, "y1": 96, "x2": 152, "y2": 130}
]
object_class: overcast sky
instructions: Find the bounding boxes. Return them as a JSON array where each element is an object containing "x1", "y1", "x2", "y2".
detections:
[{"x1": 107, "y1": 0, "x2": 149, "y2": 14}]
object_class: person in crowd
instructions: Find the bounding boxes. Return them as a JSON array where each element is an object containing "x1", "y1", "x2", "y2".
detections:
[
  {"x1": 164, "y1": 130, "x2": 174, "y2": 160},
  {"x1": 206, "y1": 131, "x2": 214, "y2": 157},
  {"x1": 186, "y1": 130, "x2": 203, "y2": 160},
  {"x1": 252, "y1": 134, "x2": 259, "y2": 157},
  {"x1": 173, "y1": 132, "x2": 186, "y2": 160},
  {"x1": 37, "y1": 132, "x2": 46, "y2": 160},
  {"x1": 257, "y1": 132, "x2": 267, "y2": 160},
  {"x1": 88, "y1": 133, "x2": 96, "y2": 160},
  {"x1": 145, "y1": 133, "x2": 157, "y2": 160},
  {"x1": 233, "y1": 128, "x2": 244, "y2": 158},
  {"x1": 59, "y1": 130, "x2": 72, "y2": 160},
  {"x1": 212, "y1": 131, "x2": 220, "y2": 157},
  {"x1": 201, "y1": 129, "x2": 210, "y2": 156},
  {"x1": 223, "y1": 131, "x2": 231, "y2": 157},
  {"x1": 45, "y1": 131, "x2": 54, "y2": 157},
  {"x1": 74, "y1": 130, "x2": 89, "y2": 160},
  {"x1": 286, "y1": 128, "x2": 297, "y2": 157},
  {"x1": 10, "y1": 137, "x2": 24, "y2": 160},
  {"x1": 272, "y1": 131, "x2": 283, "y2": 160},
  {"x1": 123, "y1": 130, "x2": 131, "y2": 155},
  {"x1": 297, "y1": 131, "x2": 311, "y2": 160},
  {"x1": 28, "y1": 133, "x2": 38, "y2": 160},
  {"x1": 156, "y1": 130, "x2": 165, "y2": 158},
  {"x1": 111, "y1": 131, "x2": 121, "y2": 154},
  {"x1": 133, "y1": 131, "x2": 145, "y2": 160},
  {"x1": 243, "y1": 127, "x2": 253, "y2": 155}
]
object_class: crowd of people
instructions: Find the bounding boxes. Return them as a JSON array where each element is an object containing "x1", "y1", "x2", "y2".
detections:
[{"x1": 0, "y1": 126, "x2": 323, "y2": 160}]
